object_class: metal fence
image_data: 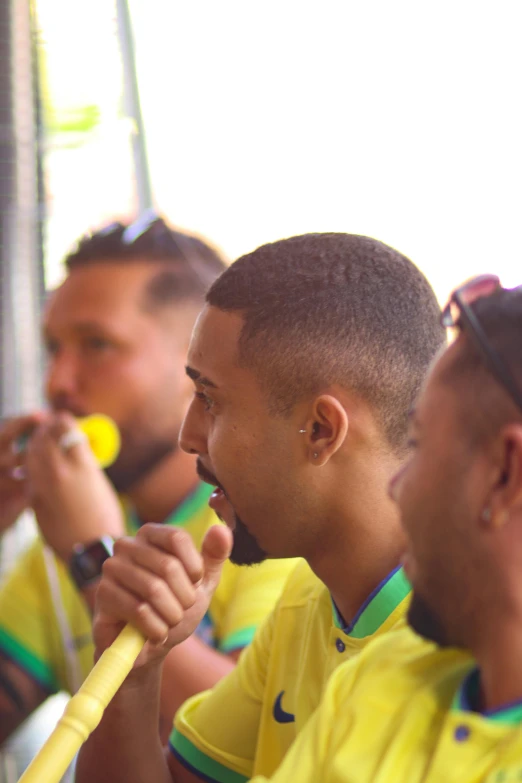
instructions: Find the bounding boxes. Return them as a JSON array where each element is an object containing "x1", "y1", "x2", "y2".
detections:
[{"x1": 0, "y1": 0, "x2": 69, "y2": 780}]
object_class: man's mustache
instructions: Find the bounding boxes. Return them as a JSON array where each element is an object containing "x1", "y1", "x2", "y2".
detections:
[
  {"x1": 196, "y1": 458, "x2": 225, "y2": 492},
  {"x1": 50, "y1": 396, "x2": 87, "y2": 418}
]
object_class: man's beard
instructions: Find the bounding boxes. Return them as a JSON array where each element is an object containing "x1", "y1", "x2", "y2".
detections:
[
  {"x1": 407, "y1": 591, "x2": 451, "y2": 647},
  {"x1": 105, "y1": 433, "x2": 177, "y2": 493},
  {"x1": 230, "y1": 514, "x2": 268, "y2": 566}
]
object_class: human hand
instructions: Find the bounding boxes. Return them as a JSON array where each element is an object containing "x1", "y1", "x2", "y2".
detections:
[
  {"x1": 0, "y1": 412, "x2": 48, "y2": 534},
  {"x1": 93, "y1": 523, "x2": 233, "y2": 668},
  {"x1": 25, "y1": 412, "x2": 125, "y2": 562}
]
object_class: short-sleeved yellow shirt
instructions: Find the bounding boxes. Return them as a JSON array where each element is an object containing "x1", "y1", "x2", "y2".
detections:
[
  {"x1": 170, "y1": 559, "x2": 411, "y2": 781},
  {"x1": 247, "y1": 628, "x2": 522, "y2": 783},
  {"x1": 0, "y1": 483, "x2": 297, "y2": 694}
]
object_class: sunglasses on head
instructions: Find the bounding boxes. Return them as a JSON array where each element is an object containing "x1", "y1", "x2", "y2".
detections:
[
  {"x1": 94, "y1": 210, "x2": 213, "y2": 289},
  {"x1": 99, "y1": 209, "x2": 178, "y2": 249},
  {"x1": 441, "y1": 274, "x2": 522, "y2": 414}
]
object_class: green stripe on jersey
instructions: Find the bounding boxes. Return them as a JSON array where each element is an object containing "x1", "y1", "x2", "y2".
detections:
[
  {"x1": 168, "y1": 483, "x2": 213, "y2": 527},
  {"x1": 170, "y1": 730, "x2": 248, "y2": 783},
  {"x1": 220, "y1": 625, "x2": 257, "y2": 653},
  {"x1": 126, "y1": 482, "x2": 212, "y2": 532},
  {"x1": 0, "y1": 627, "x2": 59, "y2": 692}
]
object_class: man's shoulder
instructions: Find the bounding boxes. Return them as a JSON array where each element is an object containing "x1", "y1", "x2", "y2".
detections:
[
  {"x1": 0, "y1": 535, "x2": 81, "y2": 610},
  {"x1": 340, "y1": 627, "x2": 472, "y2": 697},
  {"x1": 0, "y1": 536, "x2": 47, "y2": 585}
]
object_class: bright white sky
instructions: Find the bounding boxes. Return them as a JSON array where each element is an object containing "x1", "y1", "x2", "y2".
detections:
[{"x1": 38, "y1": 0, "x2": 522, "y2": 302}]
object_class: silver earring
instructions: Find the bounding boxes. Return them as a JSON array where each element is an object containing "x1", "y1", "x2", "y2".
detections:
[
  {"x1": 299, "y1": 429, "x2": 306, "y2": 434},
  {"x1": 313, "y1": 452, "x2": 318, "y2": 459},
  {"x1": 482, "y1": 508, "x2": 491, "y2": 522}
]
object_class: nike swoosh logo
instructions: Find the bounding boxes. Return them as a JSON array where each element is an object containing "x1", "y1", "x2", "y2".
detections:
[{"x1": 273, "y1": 690, "x2": 295, "y2": 724}]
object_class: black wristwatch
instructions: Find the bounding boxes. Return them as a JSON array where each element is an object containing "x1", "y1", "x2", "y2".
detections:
[{"x1": 68, "y1": 536, "x2": 115, "y2": 589}]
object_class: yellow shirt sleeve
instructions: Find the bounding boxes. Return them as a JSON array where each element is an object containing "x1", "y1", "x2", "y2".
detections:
[
  {"x1": 0, "y1": 541, "x2": 60, "y2": 691},
  {"x1": 0, "y1": 539, "x2": 94, "y2": 694},
  {"x1": 170, "y1": 603, "x2": 277, "y2": 782}
]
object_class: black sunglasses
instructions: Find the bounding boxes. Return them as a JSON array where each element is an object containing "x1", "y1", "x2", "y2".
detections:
[{"x1": 441, "y1": 274, "x2": 522, "y2": 414}]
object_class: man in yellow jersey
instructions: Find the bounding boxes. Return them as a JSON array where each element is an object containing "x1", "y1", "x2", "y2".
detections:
[
  {"x1": 75, "y1": 232, "x2": 445, "y2": 783},
  {"x1": 205, "y1": 276, "x2": 522, "y2": 783},
  {"x1": 0, "y1": 214, "x2": 297, "y2": 746}
]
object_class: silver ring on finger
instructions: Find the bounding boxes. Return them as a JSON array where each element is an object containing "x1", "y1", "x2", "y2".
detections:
[{"x1": 58, "y1": 428, "x2": 88, "y2": 452}]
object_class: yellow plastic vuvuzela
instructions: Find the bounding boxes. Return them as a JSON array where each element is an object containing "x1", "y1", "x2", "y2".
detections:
[{"x1": 17, "y1": 624, "x2": 146, "y2": 783}]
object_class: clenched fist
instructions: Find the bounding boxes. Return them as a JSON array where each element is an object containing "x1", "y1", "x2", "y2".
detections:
[
  {"x1": 93, "y1": 522, "x2": 233, "y2": 667},
  {"x1": 25, "y1": 412, "x2": 125, "y2": 561}
]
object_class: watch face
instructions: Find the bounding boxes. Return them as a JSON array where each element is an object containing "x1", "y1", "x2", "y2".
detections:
[
  {"x1": 79, "y1": 543, "x2": 108, "y2": 580},
  {"x1": 71, "y1": 538, "x2": 114, "y2": 586}
]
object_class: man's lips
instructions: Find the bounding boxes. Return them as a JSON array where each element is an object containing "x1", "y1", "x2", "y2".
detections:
[
  {"x1": 196, "y1": 460, "x2": 237, "y2": 528},
  {"x1": 208, "y1": 487, "x2": 236, "y2": 529},
  {"x1": 209, "y1": 486, "x2": 225, "y2": 508},
  {"x1": 51, "y1": 399, "x2": 89, "y2": 418}
]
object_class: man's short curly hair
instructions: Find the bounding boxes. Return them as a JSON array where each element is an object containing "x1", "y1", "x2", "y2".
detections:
[
  {"x1": 65, "y1": 214, "x2": 227, "y2": 309},
  {"x1": 207, "y1": 233, "x2": 445, "y2": 452}
]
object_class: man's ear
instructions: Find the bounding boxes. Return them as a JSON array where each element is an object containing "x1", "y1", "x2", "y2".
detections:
[
  {"x1": 487, "y1": 424, "x2": 522, "y2": 528},
  {"x1": 304, "y1": 395, "x2": 349, "y2": 466}
]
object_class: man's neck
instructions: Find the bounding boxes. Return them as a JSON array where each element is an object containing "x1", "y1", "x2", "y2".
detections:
[
  {"x1": 474, "y1": 617, "x2": 522, "y2": 713},
  {"x1": 125, "y1": 449, "x2": 201, "y2": 522},
  {"x1": 308, "y1": 501, "x2": 406, "y2": 625}
]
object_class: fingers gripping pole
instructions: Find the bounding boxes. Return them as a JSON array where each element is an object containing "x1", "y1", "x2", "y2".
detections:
[{"x1": 18, "y1": 624, "x2": 145, "y2": 783}]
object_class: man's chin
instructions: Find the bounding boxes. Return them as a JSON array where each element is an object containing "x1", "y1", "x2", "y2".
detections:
[
  {"x1": 229, "y1": 516, "x2": 268, "y2": 566},
  {"x1": 105, "y1": 440, "x2": 177, "y2": 493},
  {"x1": 407, "y1": 592, "x2": 451, "y2": 647}
]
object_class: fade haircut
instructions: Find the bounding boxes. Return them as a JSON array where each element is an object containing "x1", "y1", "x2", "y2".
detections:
[
  {"x1": 65, "y1": 214, "x2": 227, "y2": 309},
  {"x1": 445, "y1": 286, "x2": 522, "y2": 446},
  {"x1": 207, "y1": 233, "x2": 445, "y2": 452}
]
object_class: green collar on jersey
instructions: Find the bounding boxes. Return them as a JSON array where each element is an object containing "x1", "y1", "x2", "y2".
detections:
[
  {"x1": 453, "y1": 668, "x2": 522, "y2": 725},
  {"x1": 332, "y1": 565, "x2": 411, "y2": 639}
]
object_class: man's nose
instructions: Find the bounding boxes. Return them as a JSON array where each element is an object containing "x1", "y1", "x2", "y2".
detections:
[
  {"x1": 45, "y1": 350, "x2": 80, "y2": 404},
  {"x1": 179, "y1": 398, "x2": 208, "y2": 456}
]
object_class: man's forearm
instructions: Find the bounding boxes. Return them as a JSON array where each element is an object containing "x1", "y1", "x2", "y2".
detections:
[
  {"x1": 159, "y1": 635, "x2": 236, "y2": 741},
  {"x1": 76, "y1": 662, "x2": 173, "y2": 783}
]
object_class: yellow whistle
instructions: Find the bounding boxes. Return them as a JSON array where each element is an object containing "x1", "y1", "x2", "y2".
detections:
[
  {"x1": 16, "y1": 414, "x2": 121, "y2": 469},
  {"x1": 76, "y1": 414, "x2": 121, "y2": 468}
]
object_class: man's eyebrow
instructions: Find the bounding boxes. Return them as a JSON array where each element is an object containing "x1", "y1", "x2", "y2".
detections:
[
  {"x1": 185, "y1": 366, "x2": 218, "y2": 389},
  {"x1": 43, "y1": 321, "x2": 112, "y2": 336}
]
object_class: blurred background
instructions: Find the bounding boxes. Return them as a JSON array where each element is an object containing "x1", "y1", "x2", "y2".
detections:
[{"x1": 0, "y1": 0, "x2": 521, "y2": 779}]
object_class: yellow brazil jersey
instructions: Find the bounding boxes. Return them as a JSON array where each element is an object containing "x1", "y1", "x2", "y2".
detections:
[
  {"x1": 246, "y1": 628, "x2": 522, "y2": 783},
  {"x1": 170, "y1": 558, "x2": 411, "y2": 782},
  {"x1": 0, "y1": 483, "x2": 297, "y2": 695}
]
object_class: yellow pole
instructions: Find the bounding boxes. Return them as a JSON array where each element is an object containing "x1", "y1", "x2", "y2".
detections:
[{"x1": 18, "y1": 624, "x2": 145, "y2": 783}]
